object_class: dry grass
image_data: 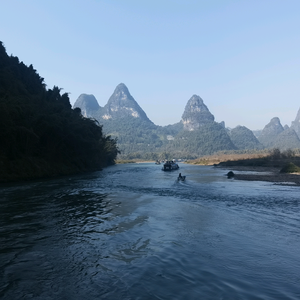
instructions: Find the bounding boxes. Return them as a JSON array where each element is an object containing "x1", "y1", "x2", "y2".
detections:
[
  {"x1": 188, "y1": 153, "x2": 269, "y2": 165},
  {"x1": 115, "y1": 159, "x2": 137, "y2": 164},
  {"x1": 187, "y1": 152, "x2": 300, "y2": 185},
  {"x1": 188, "y1": 152, "x2": 300, "y2": 170}
]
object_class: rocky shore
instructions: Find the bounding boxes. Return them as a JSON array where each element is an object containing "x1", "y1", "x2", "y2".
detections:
[{"x1": 223, "y1": 166, "x2": 300, "y2": 186}]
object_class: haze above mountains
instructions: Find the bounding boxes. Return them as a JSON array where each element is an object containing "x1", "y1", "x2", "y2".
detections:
[{"x1": 74, "y1": 83, "x2": 300, "y2": 159}]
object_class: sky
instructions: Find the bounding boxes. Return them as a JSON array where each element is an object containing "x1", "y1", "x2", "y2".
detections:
[{"x1": 1, "y1": 0, "x2": 299, "y2": 130}]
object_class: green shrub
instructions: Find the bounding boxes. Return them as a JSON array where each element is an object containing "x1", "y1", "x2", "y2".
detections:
[{"x1": 280, "y1": 162, "x2": 300, "y2": 173}]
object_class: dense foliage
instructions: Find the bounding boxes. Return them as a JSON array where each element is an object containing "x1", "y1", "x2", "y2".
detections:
[
  {"x1": 271, "y1": 129, "x2": 300, "y2": 150},
  {"x1": 99, "y1": 116, "x2": 239, "y2": 160},
  {"x1": 0, "y1": 41, "x2": 119, "y2": 181},
  {"x1": 99, "y1": 117, "x2": 184, "y2": 159},
  {"x1": 170, "y1": 122, "x2": 236, "y2": 156},
  {"x1": 228, "y1": 125, "x2": 263, "y2": 150},
  {"x1": 258, "y1": 128, "x2": 300, "y2": 150},
  {"x1": 280, "y1": 162, "x2": 300, "y2": 173}
]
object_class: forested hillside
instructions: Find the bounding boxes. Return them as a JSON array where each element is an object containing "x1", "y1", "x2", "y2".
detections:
[
  {"x1": 228, "y1": 126, "x2": 263, "y2": 150},
  {"x1": 169, "y1": 122, "x2": 237, "y2": 157},
  {"x1": 0, "y1": 41, "x2": 119, "y2": 182},
  {"x1": 74, "y1": 88, "x2": 263, "y2": 160}
]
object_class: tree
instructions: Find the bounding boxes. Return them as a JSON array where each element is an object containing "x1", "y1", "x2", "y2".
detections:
[{"x1": 0, "y1": 41, "x2": 119, "y2": 182}]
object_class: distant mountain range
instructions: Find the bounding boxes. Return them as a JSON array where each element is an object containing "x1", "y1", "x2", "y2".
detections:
[{"x1": 74, "y1": 83, "x2": 300, "y2": 159}]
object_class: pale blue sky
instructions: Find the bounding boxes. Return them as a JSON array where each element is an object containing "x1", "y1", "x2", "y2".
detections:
[{"x1": 1, "y1": 0, "x2": 299, "y2": 130}]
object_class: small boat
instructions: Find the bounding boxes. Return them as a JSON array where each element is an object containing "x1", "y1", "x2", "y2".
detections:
[
  {"x1": 177, "y1": 175, "x2": 186, "y2": 181},
  {"x1": 155, "y1": 160, "x2": 161, "y2": 165},
  {"x1": 162, "y1": 160, "x2": 179, "y2": 171}
]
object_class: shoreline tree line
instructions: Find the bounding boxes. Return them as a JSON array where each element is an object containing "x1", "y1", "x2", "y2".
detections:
[{"x1": 0, "y1": 41, "x2": 119, "y2": 182}]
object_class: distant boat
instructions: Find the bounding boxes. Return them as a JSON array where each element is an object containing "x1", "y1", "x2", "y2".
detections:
[
  {"x1": 162, "y1": 161, "x2": 179, "y2": 171},
  {"x1": 155, "y1": 160, "x2": 161, "y2": 165}
]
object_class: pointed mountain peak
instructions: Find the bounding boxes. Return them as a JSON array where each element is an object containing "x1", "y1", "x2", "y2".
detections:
[
  {"x1": 107, "y1": 83, "x2": 135, "y2": 105},
  {"x1": 73, "y1": 94, "x2": 100, "y2": 117},
  {"x1": 293, "y1": 107, "x2": 300, "y2": 122},
  {"x1": 290, "y1": 107, "x2": 300, "y2": 138},
  {"x1": 270, "y1": 117, "x2": 282, "y2": 124},
  {"x1": 114, "y1": 83, "x2": 129, "y2": 93},
  {"x1": 258, "y1": 117, "x2": 284, "y2": 147},
  {"x1": 181, "y1": 95, "x2": 214, "y2": 131},
  {"x1": 102, "y1": 83, "x2": 152, "y2": 122},
  {"x1": 263, "y1": 117, "x2": 284, "y2": 133},
  {"x1": 188, "y1": 94, "x2": 205, "y2": 105}
]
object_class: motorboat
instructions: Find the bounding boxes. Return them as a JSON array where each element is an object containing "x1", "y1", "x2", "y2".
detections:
[{"x1": 162, "y1": 161, "x2": 179, "y2": 171}]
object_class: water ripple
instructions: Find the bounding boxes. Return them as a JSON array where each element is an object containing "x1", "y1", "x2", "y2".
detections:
[{"x1": 1, "y1": 164, "x2": 300, "y2": 299}]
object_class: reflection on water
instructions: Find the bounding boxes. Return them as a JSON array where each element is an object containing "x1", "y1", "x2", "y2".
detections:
[{"x1": 0, "y1": 163, "x2": 300, "y2": 299}]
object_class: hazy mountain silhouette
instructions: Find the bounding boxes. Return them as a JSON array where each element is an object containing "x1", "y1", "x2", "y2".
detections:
[{"x1": 258, "y1": 117, "x2": 300, "y2": 149}]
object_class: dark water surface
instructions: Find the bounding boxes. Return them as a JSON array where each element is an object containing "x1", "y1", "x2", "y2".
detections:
[{"x1": 1, "y1": 163, "x2": 300, "y2": 299}]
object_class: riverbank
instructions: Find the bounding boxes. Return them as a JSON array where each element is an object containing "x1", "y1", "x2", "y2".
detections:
[
  {"x1": 186, "y1": 151, "x2": 300, "y2": 186},
  {"x1": 217, "y1": 165, "x2": 300, "y2": 186}
]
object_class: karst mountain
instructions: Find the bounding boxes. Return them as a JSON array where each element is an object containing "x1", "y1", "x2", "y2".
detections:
[{"x1": 74, "y1": 83, "x2": 281, "y2": 158}]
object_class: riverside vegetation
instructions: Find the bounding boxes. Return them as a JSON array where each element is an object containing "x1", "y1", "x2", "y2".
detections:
[
  {"x1": 189, "y1": 148, "x2": 300, "y2": 172},
  {"x1": 188, "y1": 148, "x2": 300, "y2": 185},
  {"x1": 0, "y1": 41, "x2": 119, "y2": 182}
]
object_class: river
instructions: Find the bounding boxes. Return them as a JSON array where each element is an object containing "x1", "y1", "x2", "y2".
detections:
[{"x1": 0, "y1": 163, "x2": 300, "y2": 299}]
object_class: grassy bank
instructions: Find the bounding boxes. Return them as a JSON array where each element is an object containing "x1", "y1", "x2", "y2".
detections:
[
  {"x1": 187, "y1": 149, "x2": 300, "y2": 172},
  {"x1": 116, "y1": 159, "x2": 155, "y2": 164},
  {"x1": 187, "y1": 153, "x2": 270, "y2": 166}
]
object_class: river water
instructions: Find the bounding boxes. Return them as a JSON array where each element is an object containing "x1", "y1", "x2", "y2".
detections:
[{"x1": 1, "y1": 163, "x2": 300, "y2": 299}]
